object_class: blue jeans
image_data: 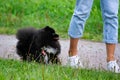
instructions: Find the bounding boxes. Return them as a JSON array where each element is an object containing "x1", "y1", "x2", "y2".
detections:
[{"x1": 68, "y1": 0, "x2": 119, "y2": 43}]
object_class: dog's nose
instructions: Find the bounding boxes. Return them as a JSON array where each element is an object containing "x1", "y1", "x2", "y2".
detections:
[{"x1": 52, "y1": 33, "x2": 59, "y2": 40}]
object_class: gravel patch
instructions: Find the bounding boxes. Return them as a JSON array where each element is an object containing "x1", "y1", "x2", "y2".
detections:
[{"x1": 0, "y1": 35, "x2": 120, "y2": 70}]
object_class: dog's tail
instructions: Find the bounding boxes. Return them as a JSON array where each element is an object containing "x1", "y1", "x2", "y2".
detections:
[
  {"x1": 16, "y1": 27, "x2": 37, "y2": 60},
  {"x1": 16, "y1": 27, "x2": 36, "y2": 41}
]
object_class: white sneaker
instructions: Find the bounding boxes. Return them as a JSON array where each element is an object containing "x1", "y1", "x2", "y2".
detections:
[
  {"x1": 107, "y1": 60, "x2": 120, "y2": 73},
  {"x1": 67, "y1": 55, "x2": 83, "y2": 68}
]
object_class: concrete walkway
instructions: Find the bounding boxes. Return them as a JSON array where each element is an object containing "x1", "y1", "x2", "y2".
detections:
[{"x1": 0, "y1": 35, "x2": 120, "y2": 70}]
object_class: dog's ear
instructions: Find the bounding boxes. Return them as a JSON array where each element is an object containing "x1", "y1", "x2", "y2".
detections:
[
  {"x1": 45, "y1": 26, "x2": 50, "y2": 29},
  {"x1": 44, "y1": 26, "x2": 55, "y2": 33},
  {"x1": 44, "y1": 26, "x2": 51, "y2": 31}
]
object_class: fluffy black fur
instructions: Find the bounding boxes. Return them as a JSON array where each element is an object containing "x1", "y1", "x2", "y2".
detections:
[{"x1": 16, "y1": 26, "x2": 61, "y2": 64}]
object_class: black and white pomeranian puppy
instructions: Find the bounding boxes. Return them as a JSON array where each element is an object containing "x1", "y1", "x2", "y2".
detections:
[{"x1": 16, "y1": 26, "x2": 61, "y2": 64}]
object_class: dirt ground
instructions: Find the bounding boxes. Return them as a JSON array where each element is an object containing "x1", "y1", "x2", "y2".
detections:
[{"x1": 0, "y1": 35, "x2": 120, "y2": 70}]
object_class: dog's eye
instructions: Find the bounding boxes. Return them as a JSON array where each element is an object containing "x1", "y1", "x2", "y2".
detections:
[{"x1": 52, "y1": 33, "x2": 55, "y2": 36}]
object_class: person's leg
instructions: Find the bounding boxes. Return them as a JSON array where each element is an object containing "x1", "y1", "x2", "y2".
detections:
[
  {"x1": 100, "y1": 0, "x2": 120, "y2": 73},
  {"x1": 68, "y1": 0, "x2": 93, "y2": 68},
  {"x1": 69, "y1": 38, "x2": 79, "y2": 56},
  {"x1": 106, "y1": 44, "x2": 115, "y2": 62}
]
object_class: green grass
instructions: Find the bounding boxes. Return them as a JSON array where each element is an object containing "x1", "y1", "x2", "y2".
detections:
[
  {"x1": 0, "y1": 0, "x2": 120, "y2": 42},
  {"x1": 0, "y1": 58, "x2": 120, "y2": 80},
  {"x1": 0, "y1": 0, "x2": 74, "y2": 39}
]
